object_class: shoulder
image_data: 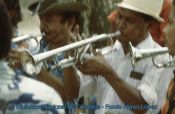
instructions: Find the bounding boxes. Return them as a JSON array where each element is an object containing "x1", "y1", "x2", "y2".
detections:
[
  {"x1": 17, "y1": 76, "x2": 63, "y2": 105},
  {"x1": 0, "y1": 76, "x2": 64, "y2": 114}
]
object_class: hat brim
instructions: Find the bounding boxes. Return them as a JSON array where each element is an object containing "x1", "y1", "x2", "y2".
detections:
[
  {"x1": 28, "y1": 2, "x2": 88, "y2": 15},
  {"x1": 117, "y1": 3, "x2": 164, "y2": 22}
]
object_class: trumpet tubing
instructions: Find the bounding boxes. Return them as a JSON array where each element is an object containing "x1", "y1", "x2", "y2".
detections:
[
  {"x1": 21, "y1": 31, "x2": 121, "y2": 76},
  {"x1": 152, "y1": 56, "x2": 175, "y2": 68},
  {"x1": 129, "y1": 42, "x2": 175, "y2": 68},
  {"x1": 12, "y1": 33, "x2": 44, "y2": 43},
  {"x1": 33, "y1": 31, "x2": 121, "y2": 63},
  {"x1": 49, "y1": 44, "x2": 118, "y2": 70}
]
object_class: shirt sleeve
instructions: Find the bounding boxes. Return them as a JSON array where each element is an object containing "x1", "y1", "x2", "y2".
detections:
[{"x1": 138, "y1": 58, "x2": 173, "y2": 106}]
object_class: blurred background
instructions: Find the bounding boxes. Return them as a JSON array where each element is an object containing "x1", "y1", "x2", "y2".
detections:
[{"x1": 18, "y1": 0, "x2": 40, "y2": 34}]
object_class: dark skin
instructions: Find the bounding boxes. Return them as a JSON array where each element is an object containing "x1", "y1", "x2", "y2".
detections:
[
  {"x1": 38, "y1": 61, "x2": 80, "y2": 102},
  {"x1": 37, "y1": 12, "x2": 80, "y2": 102},
  {"x1": 73, "y1": 8, "x2": 155, "y2": 114},
  {"x1": 8, "y1": 11, "x2": 81, "y2": 102},
  {"x1": 77, "y1": 52, "x2": 147, "y2": 114},
  {"x1": 161, "y1": 3, "x2": 175, "y2": 114},
  {"x1": 163, "y1": 4, "x2": 175, "y2": 56},
  {"x1": 116, "y1": 8, "x2": 150, "y2": 53},
  {"x1": 8, "y1": 48, "x2": 23, "y2": 69},
  {"x1": 38, "y1": 68, "x2": 66, "y2": 101},
  {"x1": 38, "y1": 64, "x2": 80, "y2": 102}
]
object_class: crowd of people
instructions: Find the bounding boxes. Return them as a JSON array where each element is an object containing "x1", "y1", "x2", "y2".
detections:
[{"x1": 0, "y1": 0, "x2": 175, "y2": 114}]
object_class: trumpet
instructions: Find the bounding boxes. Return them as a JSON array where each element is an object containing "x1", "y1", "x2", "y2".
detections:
[
  {"x1": 12, "y1": 33, "x2": 44, "y2": 43},
  {"x1": 129, "y1": 42, "x2": 175, "y2": 68},
  {"x1": 21, "y1": 31, "x2": 121, "y2": 76},
  {"x1": 49, "y1": 44, "x2": 118, "y2": 71},
  {"x1": 12, "y1": 33, "x2": 44, "y2": 54}
]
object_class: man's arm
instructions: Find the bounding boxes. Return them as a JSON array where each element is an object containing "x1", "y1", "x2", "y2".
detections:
[
  {"x1": 38, "y1": 67, "x2": 80, "y2": 102},
  {"x1": 64, "y1": 67, "x2": 80, "y2": 101},
  {"x1": 38, "y1": 68, "x2": 66, "y2": 101},
  {"x1": 77, "y1": 54, "x2": 148, "y2": 114}
]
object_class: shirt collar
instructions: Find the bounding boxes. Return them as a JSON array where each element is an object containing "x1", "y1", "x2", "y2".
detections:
[
  {"x1": 113, "y1": 33, "x2": 156, "y2": 57},
  {"x1": 136, "y1": 33, "x2": 156, "y2": 49}
]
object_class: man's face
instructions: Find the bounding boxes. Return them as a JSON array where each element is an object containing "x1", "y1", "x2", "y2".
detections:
[
  {"x1": 163, "y1": 5, "x2": 175, "y2": 56},
  {"x1": 39, "y1": 13, "x2": 71, "y2": 48},
  {"x1": 117, "y1": 8, "x2": 150, "y2": 46}
]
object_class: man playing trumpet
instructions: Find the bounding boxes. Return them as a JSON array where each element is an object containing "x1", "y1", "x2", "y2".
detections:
[
  {"x1": 28, "y1": 0, "x2": 88, "y2": 104},
  {"x1": 66, "y1": 0, "x2": 174, "y2": 114}
]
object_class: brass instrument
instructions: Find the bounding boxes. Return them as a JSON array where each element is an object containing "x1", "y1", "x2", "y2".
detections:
[
  {"x1": 12, "y1": 33, "x2": 44, "y2": 43},
  {"x1": 21, "y1": 31, "x2": 121, "y2": 76},
  {"x1": 129, "y1": 42, "x2": 175, "y2": 68},
  {"x1": 12, "y1": 33, "x2": 44, "y2": 54}
]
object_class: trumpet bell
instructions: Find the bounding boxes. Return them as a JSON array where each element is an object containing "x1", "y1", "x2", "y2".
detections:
[
  {"x1": 129, "y1": 42, "x2": 175, "y2": 68},
  {"x1": 21, "y1": 50, "x2": 42, "y2": 76},
  {"x1": 152, "y1": 56, "x2": 175, "y2": 68},
  {"x1": 12, "y1": 33, "x2": 44, "y2": 54},
  {"x1": 129, "y1": 42, "x2": 140, "y2": 67},
  {"x1": 20, "y1": 31, "x2": 121, "y2": 76}
]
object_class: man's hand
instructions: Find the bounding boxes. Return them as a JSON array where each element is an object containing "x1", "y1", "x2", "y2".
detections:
[
  {"x1": 76, "y1": 51, "x2": 113, "y2": 76},
  {"x1": 65, "y1": 24, "x2": 82, "y2": 58},
  {"x1": 8, "y1": 48, "x2": 24, "y2": 69}
]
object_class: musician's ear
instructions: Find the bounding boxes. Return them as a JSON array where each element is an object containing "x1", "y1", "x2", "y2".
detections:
[
  {"x1": 148, "y1": 20, "x2": 159, "y2": 30},
  {"x1": 67, "y1": 17, "x2": 76, "y2": 31}
]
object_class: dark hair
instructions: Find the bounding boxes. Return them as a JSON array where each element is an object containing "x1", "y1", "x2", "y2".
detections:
[
  {"x1": 60, "y1": 12, "x2": 83, "y2": 33},
  {"x1": 44, "y1": 11, "x2": 84, "y2": 33},
  {"x1": 143, "y1": 14, "x2": 156, "y2": 22},
  {"x1": 0, "y1": 0, "x2": 12, "y2": 59},
  {"x1": 3, "y1": 0, "x2": 22, "y2": 26}
]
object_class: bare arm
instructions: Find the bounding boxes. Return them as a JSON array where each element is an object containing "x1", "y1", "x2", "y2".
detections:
[
  {"x1": 64, "y1": 67, "x2": 80, "y2": 101},
  {"x1": 38, "y1": 68, "x2": 66, "y2": 102},
  {"x1": 37, "y1": 66, "x2": 80, "y2": 102}
]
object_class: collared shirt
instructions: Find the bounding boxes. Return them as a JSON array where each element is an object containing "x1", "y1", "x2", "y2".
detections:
[
  {"x1": 0, "y1": 60, "x2": 65, "y2": 114},
  {"x1": 78, "y1": 34, "x2": 174, "y2": 114}
]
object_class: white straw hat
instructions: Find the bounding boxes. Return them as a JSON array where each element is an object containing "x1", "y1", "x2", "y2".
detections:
[{"x1": 117, "y1": 0, "x2": 164, "y2": 22}]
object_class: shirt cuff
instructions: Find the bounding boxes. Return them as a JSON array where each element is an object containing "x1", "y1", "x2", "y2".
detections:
[{"x1": 138, "y1": 84, "x2": 158, "y2": 105}]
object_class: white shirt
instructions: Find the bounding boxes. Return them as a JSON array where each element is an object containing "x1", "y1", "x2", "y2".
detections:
[
  {"x1": 0, "y1": 60, "x2": 65, "y2": 114},
  {"x1": 78, "y1": 34, "x2": 174, "y2": 114}
]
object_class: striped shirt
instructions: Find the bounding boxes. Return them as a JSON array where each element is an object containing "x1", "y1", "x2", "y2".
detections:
[
  {"x1": 0, "y1": 60, "x2": 65, "y2": 114},
  {"x1": 78, "y1": 34, "x2": 174, "y2": 114}
]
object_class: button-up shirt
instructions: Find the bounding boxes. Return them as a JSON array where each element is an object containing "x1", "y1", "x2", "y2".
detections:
[{"x1": 78, "y1": 34, "x2": 174, "y2": 114}]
